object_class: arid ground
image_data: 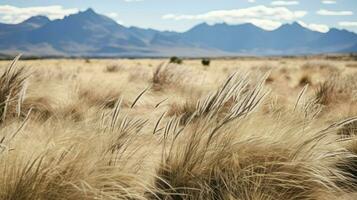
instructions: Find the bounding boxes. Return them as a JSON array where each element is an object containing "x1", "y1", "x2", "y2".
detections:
[{"x1": 0, "y1": 56, "x2": 356, "y2": 199}]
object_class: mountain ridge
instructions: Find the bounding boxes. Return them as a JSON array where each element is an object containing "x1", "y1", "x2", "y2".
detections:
[{"x1": 0, "y1": 8, "x2": 356, "y2": 57}]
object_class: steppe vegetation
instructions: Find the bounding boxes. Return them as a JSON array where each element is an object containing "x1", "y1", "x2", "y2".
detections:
[{"x1": 0, "y1": 55, "x2": 356, "y2": 199}]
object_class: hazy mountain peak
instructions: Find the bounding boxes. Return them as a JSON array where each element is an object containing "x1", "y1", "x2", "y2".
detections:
[
  {"x1": 195, "y1": 22, "x2": 209, "y2": 27},
  {"x1": 277, "y1": 22, "x2": 305, "y2": 31},
  {"x1": 21, "y1": 15, "x2": 50, "y2": 28},
  {"x1": 291, "y1": 21, "x2": 303, "y2": 27},
  {"x1": 70, "y1": 8, "x2": 101, "y2": 19},
  {"x1": 81, "y1": 8, "x2": 96, "y2": 15},
  {"x1": 327, "y1": 27, "x2": 353, "y2": 34}
]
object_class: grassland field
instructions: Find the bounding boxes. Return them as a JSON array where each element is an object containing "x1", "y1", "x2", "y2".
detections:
[{"x1": 0, "y1": 56, "x2": 356, "y2": 199}]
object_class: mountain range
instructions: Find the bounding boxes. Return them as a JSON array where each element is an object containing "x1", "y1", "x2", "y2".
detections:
[{"x1": 1, "y1": 8, "x2": 357, "y2": 57}]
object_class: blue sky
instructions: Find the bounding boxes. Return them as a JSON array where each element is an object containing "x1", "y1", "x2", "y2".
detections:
[{"x1": 1, "y1": 0, "x2": 357, "y2": 33}]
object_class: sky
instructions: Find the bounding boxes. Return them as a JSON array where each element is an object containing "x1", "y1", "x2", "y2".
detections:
[{"x1": 1, "y1": 0, "x2": 357, "y2": 33}]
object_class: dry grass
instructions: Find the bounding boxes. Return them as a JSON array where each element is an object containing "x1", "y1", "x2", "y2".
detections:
[
  {"x1": 0, "y1": 55, "x2": 28, "y2": 123},
  {"x1": 105, "y1": 64, "x2": 121, "y2": 73},
  {"x1": 0, "y1": 56, "x2": 356, "y2": 199}
]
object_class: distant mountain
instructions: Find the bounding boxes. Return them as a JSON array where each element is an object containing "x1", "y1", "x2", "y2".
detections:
[
  {"x1": 0, "y1": 8, "x2": 357, "y2": 57},
  {"x1": 0, "y1": 16, "x2": 50, "y2": 35},
  {"x1": 22, "y1": 16, "x2": 51, "y2": 28},
  {"x1": 182, "y1": 23, "x2": 267, "y2": 51},
  {"x1": 27, "y1": 9, "x2": 149, "y2": 55},
  {"x1": 266, "y1": 22, "x2": 322, "y2": 50}
]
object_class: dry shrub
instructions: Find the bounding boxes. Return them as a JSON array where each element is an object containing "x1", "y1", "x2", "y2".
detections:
[{"x1": 105, "y1": 64, "x2": 121, "y2": 73}]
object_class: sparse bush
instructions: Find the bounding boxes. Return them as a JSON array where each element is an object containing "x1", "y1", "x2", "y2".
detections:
[
  {"x1": 201, "y1": 58, "x2": 210, "y2": 66},
  {"x1": 169, "y1": 56, "x2": 183, "y2": 64}
]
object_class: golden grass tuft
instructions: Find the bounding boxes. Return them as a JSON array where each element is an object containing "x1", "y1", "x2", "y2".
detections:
[{"x1": 0, "y1": 55, "x2": 28, "y2": 123}]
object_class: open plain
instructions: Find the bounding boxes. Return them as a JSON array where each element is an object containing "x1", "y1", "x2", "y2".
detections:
[{"x1": 0, "y1": 56, "x2": 356, "y2": 199}]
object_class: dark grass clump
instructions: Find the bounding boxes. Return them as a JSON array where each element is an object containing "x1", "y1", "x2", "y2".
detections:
[
  {"x1": 314, "y1": 81, "x2": 335, "y2": 106},
  {"x1": 298, "y1": 75, "x2": 312, "y2": 87},
  {"x1": 201, "y1": 58, "x2": 210, "y2": 66},
  {"x1": 170, "y1": 56, "x2": 183, "y2": 64}
]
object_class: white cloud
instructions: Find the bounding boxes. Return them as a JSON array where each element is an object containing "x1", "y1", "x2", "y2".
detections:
[
  {"x1": 106, "y1": 12, "x2": 119, "y2": 18},
  {"x1": 322, "y1": 0, "x2": 336, "y2": 4},
  {"x1": 297, "y1": 21, "x2": 329, "y2": 32},
  {"x1": 105, "y1": 12, "x2": 124, "y2": 25},
  {"x1": 245, "y1": 19, "x2": 282, "y2": 30},
  {"x1": 271, "y1": 1, "x2": 299, "y2": 6},
  {"x1": 0, "y1": 5, "x2": 78, "y2": 24},
  {"x1": 248, "y1": 0, "x2": 256, "y2": 3},
  {"x1": 162, "y1": 6, "x2": 308, "y2": 21},
  {"x1": 339, "y1": 21, "x2": 357, "y2": 27},
  {"x1": 317, "y1": 9, "x2": 353, "y2": 16},
  {"x1": 162, "y1": 5, "x2": 307, "y2": 30}
]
